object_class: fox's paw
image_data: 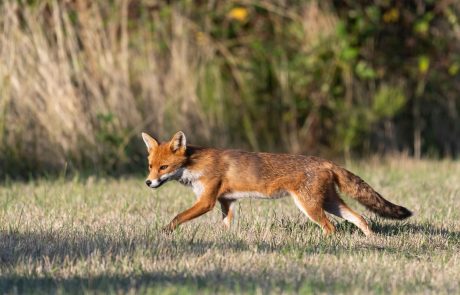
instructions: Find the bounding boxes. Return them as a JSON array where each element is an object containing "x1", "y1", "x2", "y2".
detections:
[{"x1": 161, "y1": 225, "x2": 174, "y2": 234}]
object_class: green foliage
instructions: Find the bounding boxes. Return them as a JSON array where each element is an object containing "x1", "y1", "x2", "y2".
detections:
[
  {"x1": 372, "y1": 85, "x2": 406, "y2": 118},
  {"x1": 96, "y1": 113, "x2": 123, "y2": 147}
]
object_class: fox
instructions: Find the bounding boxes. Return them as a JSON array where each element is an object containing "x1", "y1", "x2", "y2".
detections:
[{"x1": 142, "y1": 131, "x2": 412, "y2": 236}]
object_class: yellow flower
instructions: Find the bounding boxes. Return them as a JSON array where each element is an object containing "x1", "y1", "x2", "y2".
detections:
[
  {"x1": 383, "y1": 8, "x2": 399, "y2": 23},
  {"x1": 418, "y1": 55, "x2": 430, "y2": 74},
  {"x1": 228, "y1": 7, "x2": 249, "y2": 22}
]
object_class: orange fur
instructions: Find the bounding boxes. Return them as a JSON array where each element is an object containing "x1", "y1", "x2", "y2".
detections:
[{"x1": 142, "y1": 131, "x2": 412, "y2": 235}]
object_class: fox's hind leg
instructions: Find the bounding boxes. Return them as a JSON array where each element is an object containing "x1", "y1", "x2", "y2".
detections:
[
  {"x1": 219, "y1": 199, "x2": 235, "y2": 228},
  {"x1": 324, "y1": 188, "x2": 373, "y2": 236},
  {"x1": 291, "y1": 192, "x2": 335, "y2": 235},
  {"x1": 291, "y1": 170, "x2": 337, "y2": 235}
]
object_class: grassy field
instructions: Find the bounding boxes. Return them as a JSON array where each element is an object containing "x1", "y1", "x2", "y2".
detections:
[{"x1": 0, "y1": 158, "x2": 459, "y2": 294}]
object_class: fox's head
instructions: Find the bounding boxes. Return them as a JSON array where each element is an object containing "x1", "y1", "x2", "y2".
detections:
[{"x1": 141, "y1": 131, "x2": 188, "y2": 189}]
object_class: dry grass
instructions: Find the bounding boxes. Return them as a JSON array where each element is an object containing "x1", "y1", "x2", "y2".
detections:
[{"x1": 0, "y1": 158, "x2": 459, "y2": 294}]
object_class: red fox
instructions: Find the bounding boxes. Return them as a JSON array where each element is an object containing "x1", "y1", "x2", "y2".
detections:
[{"x1": 142, "y1": 131, "x2": 412, "y2": 236}]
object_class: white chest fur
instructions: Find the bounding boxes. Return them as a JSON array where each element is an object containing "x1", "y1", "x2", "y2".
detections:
[{"x1": 177, "y1": 168, "x2": 204, "y2": 197}]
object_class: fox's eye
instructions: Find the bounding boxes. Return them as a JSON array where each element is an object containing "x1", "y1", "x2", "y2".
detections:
[
  {"x1": 159, "y1": 165, "x2": 168, "y2": 171},
  {"x1": 149, "y1": 164, "x2": 152, "y2": 169}
]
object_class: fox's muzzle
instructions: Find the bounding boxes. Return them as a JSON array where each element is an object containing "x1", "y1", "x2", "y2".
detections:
[
  {"x1": 145, "y1": 178, "x2": 166, "y2": 188},
  {"x1": 145, "y1": 170, "x2": 179, "y2": 189}
]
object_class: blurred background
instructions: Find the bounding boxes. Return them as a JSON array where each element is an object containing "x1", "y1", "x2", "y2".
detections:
[{"x1": 0, "y1": 0, "x2": 459, "y2": 178}]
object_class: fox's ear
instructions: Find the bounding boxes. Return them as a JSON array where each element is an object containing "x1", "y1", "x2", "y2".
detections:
[
  {"x1": 141, "y1": 132, "x2": 158, "y2": 152},
  {"x1": 170, "y1": 131, "x2": 186, "y2": 153}
]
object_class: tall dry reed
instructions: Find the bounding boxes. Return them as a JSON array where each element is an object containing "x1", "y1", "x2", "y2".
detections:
[{"x1": 0, "y1": 1, "x2": 213, "y2": 173}]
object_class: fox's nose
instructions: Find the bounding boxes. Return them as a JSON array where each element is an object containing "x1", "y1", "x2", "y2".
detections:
[{"x1": 145, "y1": 179, "x2": 152, "y2": 187}]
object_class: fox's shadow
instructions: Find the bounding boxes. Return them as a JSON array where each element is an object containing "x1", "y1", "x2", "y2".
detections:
[
  {"x1": 274, "y1": 214, "x2": 460, "y2": 239},
  {"x1": 333, "y1": 218, "x2": 460, "y2": 240},
  {"x1": 371, "y1": 220, "x2": 460, "y2": 238}
]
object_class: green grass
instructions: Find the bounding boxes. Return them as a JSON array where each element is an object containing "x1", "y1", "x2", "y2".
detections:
[{"x1": 1, "y1": 158, "x2": 459, "y2": 294}]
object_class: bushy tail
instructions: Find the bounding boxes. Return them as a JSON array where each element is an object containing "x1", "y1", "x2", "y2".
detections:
[{"x1": 331, "y1": 165, "x2": 412, "y2": 219}]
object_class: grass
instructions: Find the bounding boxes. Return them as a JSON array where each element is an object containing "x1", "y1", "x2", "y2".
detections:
[{"x1": 0, "y1": 158, "x2": 459, "y2": 294}]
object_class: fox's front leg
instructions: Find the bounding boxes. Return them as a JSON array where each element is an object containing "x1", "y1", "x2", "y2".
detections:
[{"x1": 163, "y1": 185, "x2": 218, "y2": 233}]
